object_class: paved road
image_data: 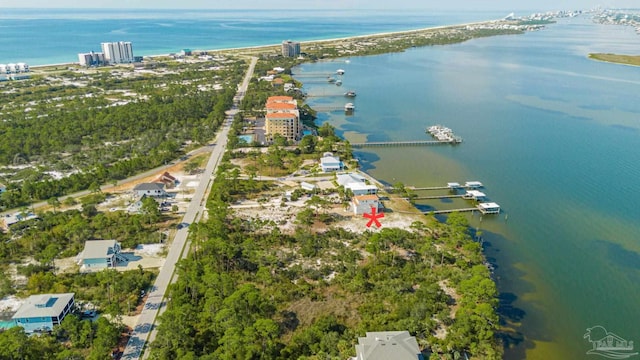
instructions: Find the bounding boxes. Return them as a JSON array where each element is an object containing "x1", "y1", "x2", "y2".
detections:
[{"x1": 121, "y1": 56, "x2": 257, "y2": 360}]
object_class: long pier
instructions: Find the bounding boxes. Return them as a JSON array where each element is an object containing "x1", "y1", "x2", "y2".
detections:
[
  {"x1": 313, "y1": 106, "x2": 350, "y2": 112},
  {"x1": 413, "y1": 194, "x2": 464, "y2": 200},
  {"x1": 351, "y1": 140, "x2": 457, "y2": 148},
  {"x1": 421, "y1": 208, "x2": 478, "y2": 214}
]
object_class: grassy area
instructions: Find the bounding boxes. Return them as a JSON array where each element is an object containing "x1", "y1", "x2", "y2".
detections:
[{"x1": 589, "y1": 53, "x2": 640, "y2": 66}]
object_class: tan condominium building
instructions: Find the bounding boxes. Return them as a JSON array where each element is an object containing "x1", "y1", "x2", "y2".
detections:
[{"x1": 265, "y1": 96, "x2": 301, "y2": 142}]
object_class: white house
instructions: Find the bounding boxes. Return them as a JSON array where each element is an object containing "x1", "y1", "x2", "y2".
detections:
[
  {"x1": 352, "y1": 194, "x2": 380, "y2": 215},
  {"x1": 351, "y1": 331, "x2": 423, "y2": 360},
  {"x1": 320, "y1": 152, "x2": 344, "y2": 172},
  {"x1": 133, "y1": 182, "x2": 167, "y2": 198},
  {"x1": 337, "y1": 173, "x2": 378, "y2": 195},
  {"x1": 78, "y1": 240, "x2": 123, "y2": 272},
  {"x1": 300, "y1": 182, "x2": 318, "y2": 192}
]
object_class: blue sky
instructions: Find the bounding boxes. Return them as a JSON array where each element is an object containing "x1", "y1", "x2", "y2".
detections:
[{"x1": 0, "y1": 0, "x2": 638, "y2": 10}]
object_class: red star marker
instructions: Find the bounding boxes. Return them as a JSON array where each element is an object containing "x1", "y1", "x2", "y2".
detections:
[{"x1": 363, "y1": 206, "x2": 384, "y2": 228}]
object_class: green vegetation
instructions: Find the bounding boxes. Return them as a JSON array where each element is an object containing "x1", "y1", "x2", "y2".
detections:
[
  {"x1": 0, "y1": 58, "x2": 247, "y2": 210},
  {"x1": 0, "y1": 316, "x2": 122, "y2": 360},
  {"x1": 589, "y1": 53, "x2": 640, "y2": 66}
]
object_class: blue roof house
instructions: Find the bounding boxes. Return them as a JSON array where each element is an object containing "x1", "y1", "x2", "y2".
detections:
[{"x1": 12, "y1": 293, "x2": 75, "y2": 333}]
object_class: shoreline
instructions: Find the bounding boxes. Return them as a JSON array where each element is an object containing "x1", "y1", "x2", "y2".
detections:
[{"x1": 30, "y1": 18, "x2": 503, "y2": 69}]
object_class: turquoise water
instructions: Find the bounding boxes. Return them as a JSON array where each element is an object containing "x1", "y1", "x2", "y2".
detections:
[
  {"x1": 297, "y1": 16, "x2": 640, "y2": 359},
  {"x1": 238, "y1": 134, "x2": 254, "y2": 143},
  {"x1": 0, "y1": 320, "x2": 16, "y2": 330},
  {"x1": 0, "y1": 9, "x2": 509, "y2": 65}
]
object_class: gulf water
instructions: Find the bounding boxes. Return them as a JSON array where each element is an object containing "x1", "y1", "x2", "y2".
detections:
[
  {"x1": 297, "y1": 16, "x2": 640, "y2": 360},
  {"x1": 0, "y1": 8, "x2": 508, "y2": 65}
]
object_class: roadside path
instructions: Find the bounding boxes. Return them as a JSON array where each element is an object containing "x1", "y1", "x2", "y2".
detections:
[{"x1": 121, "y1": 56, "x2": 257, "y2": 360}]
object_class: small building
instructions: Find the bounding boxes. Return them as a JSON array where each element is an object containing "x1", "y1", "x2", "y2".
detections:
[
  {"x1": 352, "y1": 331, "x2": 424, "y2": 360},
  {"x1": 447, "y1": 182, "x2": 461, "y2": 189},
  {"x1": 300, "y1": 182, "x2": 318, "y2": 192},
  {"x1": 272, "y1": 78, "x2": 284, "y2": 87},
  {"x1": 78, "y1": 240, "x2": 122, "y2": 271},
  {"x1": 133, "y1": 182, "x2": 167, "y2": 198},
  {"x1": 465, "y1": 181, "x2": 483, "y2": 188},
  {"x1": 477, "y1": 202, "x2": 500, "y2": 214},
  {"x1": 464, "y1": 190, "x2": 486, "y2": 201},
  {"x1": 320, "y1": 152, "x2": 344, "y2": 172},
  {"x1": 352, "y1": 194, "x2": 380, "y2": 215},
  {"x1": 154, "y1": 172, "x2": 178, "y2": 188},
  {"x1": 0, "y1": 183, "x2": 6, "y2": 193},
  {"x1": 179, "y1": 49, "x2": 192, "y2": 56},
  {"x1": 12, "y1": 293, "x2": 75, "y2": 333}
]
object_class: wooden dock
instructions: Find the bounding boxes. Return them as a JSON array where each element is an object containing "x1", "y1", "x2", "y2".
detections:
[
  {"x1": 313, "y1": 106, "x2": 350, "y2": 112},
  {"x1": 351, "y1": 140, "x2": 459, "y2": 148},
  {"x1": 408, "y1": 186, "x2": 451, "y2": 191},
  {"x1": 412, "y1": 194, "x2": 464, "y2": 200},
  {"x1": 421, "y1": 208, "x2": 478, "y2": 214}
]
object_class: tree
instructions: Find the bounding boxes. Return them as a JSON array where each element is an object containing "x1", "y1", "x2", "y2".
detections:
[
  {"x1": 141, "y1": 196, "x2": 161, "y2": 224},
  {"x1": 47, "y1": 196, "x2": 61, "y2": 213},
  {"x1": 299, "y1": 135, "x2": 316, "y2": 154}
]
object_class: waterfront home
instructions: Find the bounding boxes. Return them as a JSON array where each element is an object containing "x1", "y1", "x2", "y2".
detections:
[
  {"x1": 133, "y1": 182, "x2": 167, "y2": 198},
  {"x1": 12, "y1": 293, "x2": 75, "y2": 333},
  {"x1": 78, "y1": 240, "x2": 123, "y2": 272},
  {"x1": 320, "y1": 152, "x2": 344, "y2": 172},
  {"x1": 352, "y1": 194, "x2": 380, "y2": 215},
  {"x1": 337, "y1": 172, "x2": 378, "y2": 195},
  {"x1": 350, "y1": 331, "x2": 424, "y2": 360}
]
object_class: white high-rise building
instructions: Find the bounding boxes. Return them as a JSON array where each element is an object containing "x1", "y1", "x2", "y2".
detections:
[
  {"x1": 78, "y1": 52, "x2": 105, "y2": 66},
  {"x1": 101, "y1": 41, "x2": 134, "y2": 64}
]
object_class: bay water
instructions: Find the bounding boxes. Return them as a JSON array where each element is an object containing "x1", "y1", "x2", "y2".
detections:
[{"x1": 297, "y1": 16, "x2": 640, "y2": 359}]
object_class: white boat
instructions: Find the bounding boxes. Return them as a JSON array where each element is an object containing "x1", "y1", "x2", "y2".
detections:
[
  {"x1": 336, "y1": 69, "x2": 345, "y2": 75},
  {"x1": 335, "y1": 80, "x2": 342, "y2": 86},
  {"x1": 344, "y1": 90, "x2": 356, "y2": 97},
  {"x1": 344, "y1": 103, "x2": 355, "y2": 111}
]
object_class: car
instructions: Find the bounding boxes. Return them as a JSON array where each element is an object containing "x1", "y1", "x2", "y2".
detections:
[
  {"x1": 82, "y1": 310, "x2": 97, "y2": 318},
  {"x1": 177, "y1": 222, "x2": 189, "y2": 230}
]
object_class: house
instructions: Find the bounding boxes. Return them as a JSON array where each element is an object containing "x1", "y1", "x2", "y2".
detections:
[
  {"x1": 2, "y1": 212, "x2": 39, "y2": 232},
  {"x1": 352, "y1": 194, "x2": 380, "y2": 215},
  {"x1": 351, "y1": 331, "x2": 424, "y2": 360},
  {"x1": 300, "y1": 182, "x2": 318, "y2": 192},
  {"x1": 154, "y1": 172, "x2": 178, "y2": 188},
  {"x1": 78, "y1": 240, "x2": 123, "y2": 271},
  {"x1": 133, "y1": 182, "x2": 167, "y2": 198},
  {"x1": 337, "y1": 173, "x2": 378, "y2": 195},
  {"x1": 12, "y1": 293, "x2": 75, "y2": 333},
  {"x1": 320, "y1": 152, "x2": 344, "y2": 172},
  {"x1": 272, "y1": 78, "x2": 284, "y2": 87}
]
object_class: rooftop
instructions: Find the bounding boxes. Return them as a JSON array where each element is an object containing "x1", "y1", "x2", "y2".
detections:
[
  {"x1": 12, "y1": 293, "x2": 75, "y2": 319},
  {"x1": 80, "y1": 240, "x2": 120, "y2": 260},
  {"x1": 266, "y1": 112, "x2": 297, "y2": 119},
  {"x1": 266, "y1": 102, "x2": 297, "y2": 110},
  {"x1": 133, "y1": 182, "x2": 165, "y2": 191},
  {"x1": 355, "y1": 331, "x2": 422, "y2": 360},
  {"x1": 267, "y1": 95, "x2": 294, "y2": 102}
]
